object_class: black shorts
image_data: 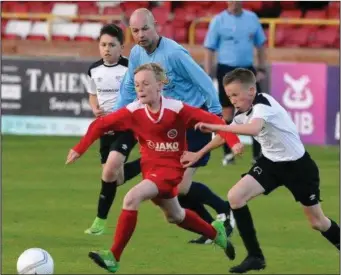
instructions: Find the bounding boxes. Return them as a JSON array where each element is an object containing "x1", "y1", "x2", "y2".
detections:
[
  {"x1": 245, "y1": 152, "x2": 321, "y2": 206},
  {"x1": 99, "y1": 130, "x2": 137, "y2": 164},
  {"x1": 217, "y1": 64, "x2": 261, "y2": 108}
]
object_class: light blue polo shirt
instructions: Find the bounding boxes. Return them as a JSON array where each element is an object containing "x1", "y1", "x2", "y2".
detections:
[
  {"x1": 115, "y1": 37, "x2": 222, "y2": 114},
  {"x1": 204, "y1": 9, "x2": 266, "y2": 67}
]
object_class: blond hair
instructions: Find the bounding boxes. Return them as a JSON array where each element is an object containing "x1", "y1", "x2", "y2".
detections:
[{"x1": 134, "y1": 63, "x2": 168, "y2": 84}]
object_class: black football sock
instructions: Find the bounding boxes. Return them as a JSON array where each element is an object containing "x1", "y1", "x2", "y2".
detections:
[
  {"x1": 178, "y1": 195, "x2": 214, "y2": 224},
  {"x1": 232, "y1": 205, "x2": 264, "y2": 258},
  {"x1": 321, "y1": 219, "x2": 340, "y2": 250},
  {"x1": 123, "y1": 158, "x2": 141, "y2": 183},
  {"x1": 179, "y1": 195, "x2": 214, "y2": 224},
  {"x1": 223, "y1": 143, "x2": 232, "y2": 155},
  {"x1": 97, "y1": 180, "x2": 117, "y2": 219},
  {"x1": 186, "y1": 182, "x2": 230, "y2": 215},
  {"x1": 223, "y1": 119, "x2": 233, "y2": 155}
]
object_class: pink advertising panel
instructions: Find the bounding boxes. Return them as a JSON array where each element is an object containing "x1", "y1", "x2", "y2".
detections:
[{"x1": 271, "y1": 62, "x2": 327, "y2": 145}]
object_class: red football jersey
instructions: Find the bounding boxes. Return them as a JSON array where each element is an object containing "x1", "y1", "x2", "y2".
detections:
[{"x1": 73, "y1": 97, "x2": 240, "y2": 170}]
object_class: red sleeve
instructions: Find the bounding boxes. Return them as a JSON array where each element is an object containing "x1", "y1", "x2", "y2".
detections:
[
  {"x1": 179, "y1": 104, "x2": 240, "y2": 148},
  {"x1": 73, "y1": 108, "x2": 133, "y2": 155}
]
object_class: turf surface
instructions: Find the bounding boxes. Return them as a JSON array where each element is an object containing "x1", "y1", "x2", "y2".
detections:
[{"x1": 2, "y1": 135, "x2": 340, "y2": 274}]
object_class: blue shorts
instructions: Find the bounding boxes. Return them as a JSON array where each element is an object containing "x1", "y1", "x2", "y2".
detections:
[{"x1": 186, "y1": 128, "x2": 212, "y2": 168}]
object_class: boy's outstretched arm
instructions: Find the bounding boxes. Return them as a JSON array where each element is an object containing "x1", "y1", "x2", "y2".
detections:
[
  {"x1": 196, "y1": 118, "x2": 265, "y2": 136},
  {"x1": 179, "y1": 104, "x2": 244, "y2": 167},
  {"x1": 181, "y1": 134, "x2": 226, "y2": 168},
  {"x1": 180, "y1": 103, "x2": 240, "y2": 148},
  {"x1": 65, "y1": 108, "x2": 132, "y2": 164}
]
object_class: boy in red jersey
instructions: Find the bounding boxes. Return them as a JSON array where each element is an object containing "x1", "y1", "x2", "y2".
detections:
[{"x1": 66, "y1": 63, "x2": 243, "y2": 273}]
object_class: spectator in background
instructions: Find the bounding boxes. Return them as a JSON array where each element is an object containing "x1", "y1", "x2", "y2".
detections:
[{"x1": 204, "y1": 1, "x2": 266, "y2": 166}]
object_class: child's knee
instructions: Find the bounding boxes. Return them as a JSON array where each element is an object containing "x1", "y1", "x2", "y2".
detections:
[
  {"x1": 227, "y1": 190, "x2": 246, "y2": 209},
  {"x1": 123, "y1": 192, "x2": 141, "y2": 210},
  {"x1": 165, "y1": 208, "x2": 185, "y2": 224},
  {"x1": 309, "y1": 216, "x2": 331, "y2": 232}
]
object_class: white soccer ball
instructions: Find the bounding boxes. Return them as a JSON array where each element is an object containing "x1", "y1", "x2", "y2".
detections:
[{"x1": 17, "y1": 248, "x2": 54, "y2": 274}]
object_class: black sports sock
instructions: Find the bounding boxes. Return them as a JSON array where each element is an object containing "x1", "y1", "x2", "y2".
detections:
[
  {"x1": 232, "y1": 205, "x2": 264, "y2": 258},
  {"x1": 186, "y1": 182, "x2": 230, "y2": 215},
  {"x1": 223, "y1": 119, "x2": 233, "y2": 155},
  {"x1": 321, "y1": 219, "x2": 340, "y2": 250},
  {"x1": 97, "y1": 180, "x2": 117, "y2": 219},
  {"x1": 123, "y1": 158, "x2": 141, "y2": 183},
  {"x1": 178, "y1": 195, "x2": 214, "y2": 224},
  {"x1": 252, "y1": 138, "x2": 261, "y2": 160},
  {"x1": 223, "y1": 143, "x2": 232, "y2": 155}
]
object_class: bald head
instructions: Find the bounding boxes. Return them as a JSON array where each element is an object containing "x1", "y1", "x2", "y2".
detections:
[
  {"x1": 130, "y1": 8, "x2": 155, "y2": 27},
  {"x1": 129, "y1": 8, "x2": 159, "y2": 52}
]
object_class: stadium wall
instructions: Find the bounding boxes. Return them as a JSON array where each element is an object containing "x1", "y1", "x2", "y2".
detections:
[
  {"x1": 1, "y1": 56, "x2": 339, "y2": 146},
  {"x1": 2, "y1": 40, "x2": 340, "y2": 65}
]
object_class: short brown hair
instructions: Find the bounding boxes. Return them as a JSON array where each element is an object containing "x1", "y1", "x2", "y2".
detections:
[
  {"x1": 134, "y1": 63, "x2": 168, "y2": 84},
  {"x1": 223, "y1": 68, "x2": 256, "y2": 87}
]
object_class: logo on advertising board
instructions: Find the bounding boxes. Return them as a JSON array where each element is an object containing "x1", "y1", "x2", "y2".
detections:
[
  {"x1": 2, "y1": 57, "x2": 94, "y2": 118},
  {"x1": 282, "y1": 73, "x2": 313, "y2": 110},
  {"x1": 271, "y1": 63, "x2": 327, "y2": 145}
]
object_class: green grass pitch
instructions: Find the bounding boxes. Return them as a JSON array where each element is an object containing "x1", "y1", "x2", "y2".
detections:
[{"x1": 2, "y1": 135, "x2": 340, "y2": 274}]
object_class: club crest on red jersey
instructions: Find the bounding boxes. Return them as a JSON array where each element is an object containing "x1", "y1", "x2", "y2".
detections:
[{"x1": 167, "y1": 129, "x2": 178, "y2": 139}]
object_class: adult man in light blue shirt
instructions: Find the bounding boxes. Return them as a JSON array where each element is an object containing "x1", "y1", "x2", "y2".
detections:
[
  {"x1": 115, "y1": 8, "x2": 238, "y2": 244},
  {"x1": 116, "y1": 17, "x2": 222, "y2": 114},
  {"x1": 204, "y1": 1, "x2": 266, "y2": 165}
]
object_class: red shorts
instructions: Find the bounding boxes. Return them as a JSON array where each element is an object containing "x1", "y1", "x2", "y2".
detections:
[{"x1": 142, "y1": 165, "x2": 184, "y2": 199}]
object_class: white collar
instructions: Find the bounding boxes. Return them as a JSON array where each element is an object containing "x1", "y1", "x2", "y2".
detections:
[{"x1": 144, "y1": 96, "x2": 165, "y2": 124}]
